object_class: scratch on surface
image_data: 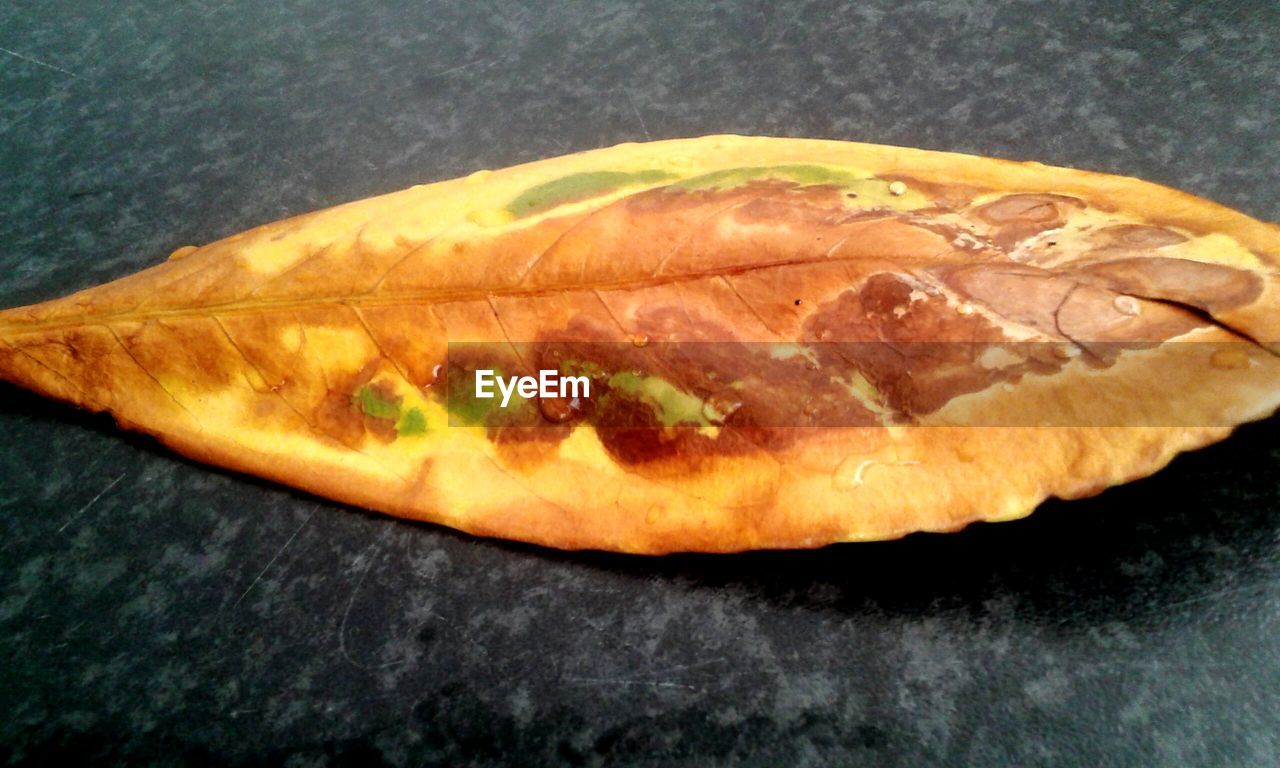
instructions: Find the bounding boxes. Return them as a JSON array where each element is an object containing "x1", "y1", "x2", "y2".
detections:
[
  {"x1": 231, "y1": 504, "x2": 317, "y2": 610},
  {"x1": 58, "y1": 472, "x2": 125, "y2": 533},
  {"x1": 0, "y1": 46, "x2": 79, "y2": 78},
  {"x1": 0, "y1": 33, "x2": 148, "y2": 138},
  {"x1": 564, "y1": 676, "x2": 700, "y2": 692},
  {"x1": 664, "y1": 657, "x2": 729, "y2": 673},
  {"x1": 337, "y1": 526, "x2": 396, "y2": 670},
  {"x1": 624, "y1": 90, "x2": 652, "y2": 141},
  {"x1": 1164, "y1": 582, "x2": 1267, "y2": 611}
]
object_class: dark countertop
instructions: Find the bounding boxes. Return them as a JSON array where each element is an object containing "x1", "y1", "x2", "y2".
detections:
[{"x1": 2, "y1": 2, "x2": 1278, "y2": 765}]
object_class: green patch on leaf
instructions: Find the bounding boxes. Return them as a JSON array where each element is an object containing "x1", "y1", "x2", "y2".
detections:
[
  {"x1": 557, "y1": 359, "x2": 605, "y2": 380},
  {"x1": 608, "y1": 371, "x2": 710, "y2": 428},
  {"x1": 352, "y1": 385, "x2": 401, "y2": 420},
  {"x1": 445, "y1": 365, "x2": 505, "y2": 426},
  {"x1": 396, "y1": 407, "x2": 428, "y2": 436},
  {"x1": 506, "y1": 169, "x2": 677, "y2": 217},
  {"x1": 446, "y1": 386, "x2": 493, "y2": 426},
  {"x1": 671, "y1": 165, "x2": 933, "y2": 209},
  {"x1": 354, "y1": 384, "x2": 427, "y2": 437},
  {"x1": 672, "y1": 164, "x2": 867, "y2": 191}
]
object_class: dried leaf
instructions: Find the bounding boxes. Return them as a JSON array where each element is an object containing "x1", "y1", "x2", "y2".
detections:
[{"x1": 1, "y1": 136, "x2": 1278, "y2": 553}]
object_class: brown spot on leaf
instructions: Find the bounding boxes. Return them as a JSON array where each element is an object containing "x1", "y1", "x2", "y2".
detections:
[
  {"x1": 804, "y1": 272, "x2": 1066, "y2": 414},
  {"x1": 936, "y1": 264, "x2": 1078, "y2": 338},
  {"x1": 1097, "y1": 224, "x2": 1188, "y2": 249},
  {"x1": 973, "y1": 193, "x2": 1086, "y2": 250},
  {"x1": 490, "y1": 425, "x2": 573, "y2": 471},
  {"x1": 314, "y1": 359, "x2": 386, "y2": 447},
  {"x1": 1078, "y1": 257, "x2": 1263, "y2": 314},
  {"x1": 1053, "y1": 284, "x2": 1207, "y2": 361}
]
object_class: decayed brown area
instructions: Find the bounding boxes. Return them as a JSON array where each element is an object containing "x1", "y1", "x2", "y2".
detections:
[{"x1": 0, "y1": 135, "x2": 1278, "y2": 553}]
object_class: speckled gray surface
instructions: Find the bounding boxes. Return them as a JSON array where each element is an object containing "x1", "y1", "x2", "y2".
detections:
[{"x1": 1, "y1": 1, "x2": 1279, "y2": 765}]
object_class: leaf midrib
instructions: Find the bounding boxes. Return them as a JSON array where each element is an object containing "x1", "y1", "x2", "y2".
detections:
[{"x1": 0, "y1": 248, "x2": 939, "y2": 337}]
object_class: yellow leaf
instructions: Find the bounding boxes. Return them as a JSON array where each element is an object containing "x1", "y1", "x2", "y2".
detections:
[{"x1": 1, "y1": 135, "x2": 1278, "y2": 553}]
